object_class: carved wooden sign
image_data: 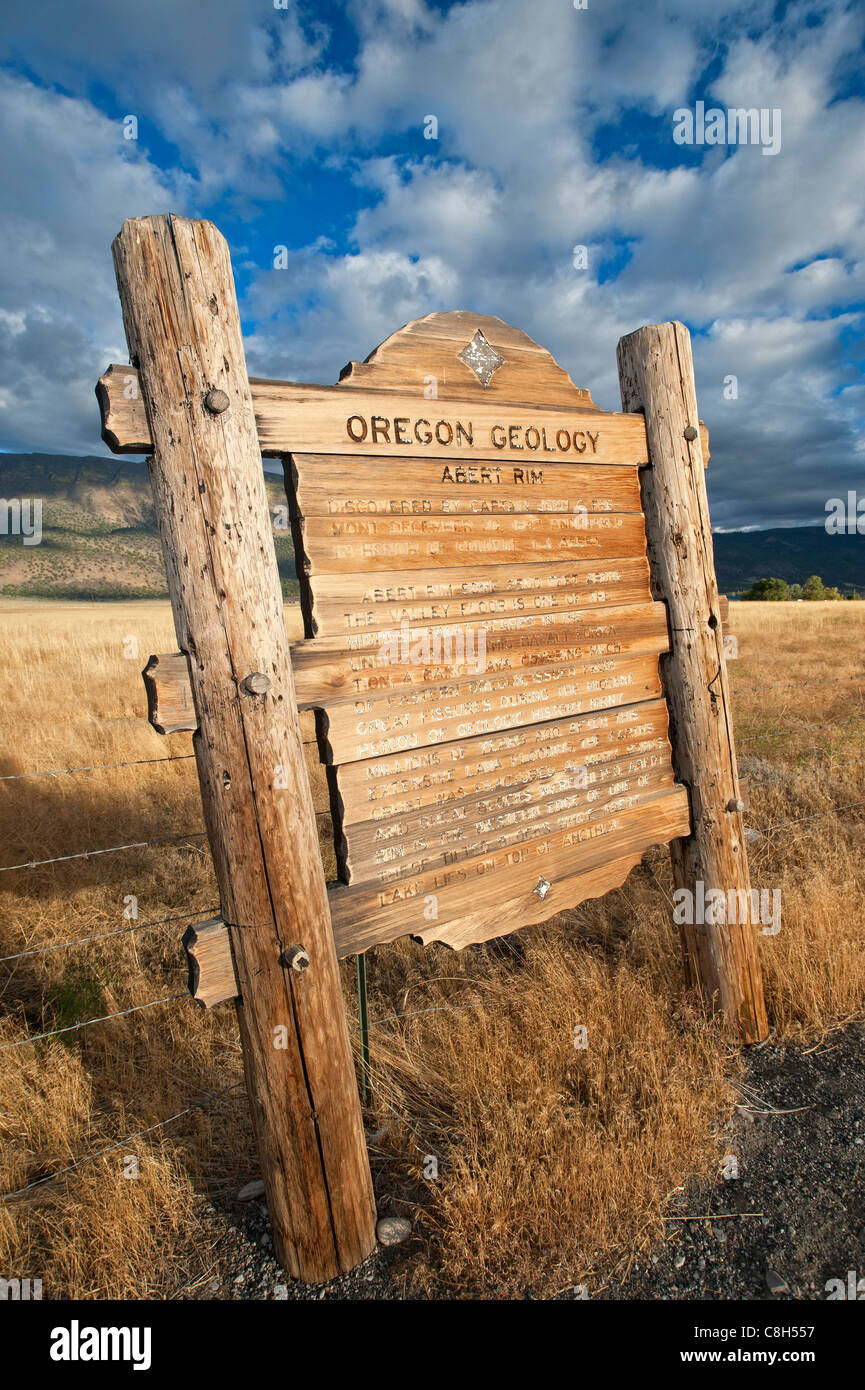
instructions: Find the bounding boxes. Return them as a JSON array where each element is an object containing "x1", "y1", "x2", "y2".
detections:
[
  {"x1": 100, "y1": 309, "x2": 691, "y2": 956},
  {"x1": 286, "y1": 313, "x2": 689, "y2": 952},
  {"x1": 99, "y1": 215, "x2": 765, "y2": 1287}
]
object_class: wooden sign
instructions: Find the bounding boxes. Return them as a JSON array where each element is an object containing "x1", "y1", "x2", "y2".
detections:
[
  {"x1": 280, "y1": 314, "x2": 690, "y2": 948},
  {"x1": 99, "y1": 216, "x2": 766, "y2": 1288},
  {"x1": 98, "y1": 307, "x2": 694, "y2": 953}
]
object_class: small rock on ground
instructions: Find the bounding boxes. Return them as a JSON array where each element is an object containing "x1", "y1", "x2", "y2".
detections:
[{"x1": 376, "y1": 1216, "x2": 412, "y2": 1247}]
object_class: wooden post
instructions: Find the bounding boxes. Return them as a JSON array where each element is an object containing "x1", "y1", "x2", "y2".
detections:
[
  {"x1": 112, "y1": 215, "x2": 376, "y2": 1280},
  {"x1": 617, "y1": 321, "x2": 769, "y2": 1043}
]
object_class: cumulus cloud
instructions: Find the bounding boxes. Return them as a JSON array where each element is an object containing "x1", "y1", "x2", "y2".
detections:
[
  {"x1": 0, "y1": 74, "x2": 192, "y2": 452},
  {"x1": 0, "y1": 0, "x2": 863, "y2": 527}
]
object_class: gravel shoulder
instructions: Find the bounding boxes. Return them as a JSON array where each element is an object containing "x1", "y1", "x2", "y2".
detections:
[{"x1": 195, "y1": 1025, "x2": 865, "y2": 1302}]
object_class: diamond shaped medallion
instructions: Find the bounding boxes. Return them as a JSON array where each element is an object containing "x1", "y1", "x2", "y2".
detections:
[{"x1": 457, "y1": 329, "x2": 506, "y2": 387}]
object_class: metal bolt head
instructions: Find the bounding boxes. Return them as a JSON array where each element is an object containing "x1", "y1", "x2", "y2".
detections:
[
  {"x1": 204, "y1": 388, "x2": 230, "y2": 415},
  {"x1": 241, "y1": 672, "x2": 271, "y2": 696},
  {"x1": 281, "y1": 945, "x2": 310, "y2": 973},
  {"x1": 727, "y1": 797, "x2": 745, "y2": 813},
  {"x1": 683, "y1": 425, "x2": 698, "y2": 442}
]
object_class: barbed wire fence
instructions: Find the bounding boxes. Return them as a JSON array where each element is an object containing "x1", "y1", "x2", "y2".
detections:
[{"x1": 0, "y1": 658, "x2": 863, "y2": 1209}]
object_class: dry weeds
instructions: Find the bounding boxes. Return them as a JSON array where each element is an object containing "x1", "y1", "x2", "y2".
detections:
[{"x1": 0, "y1": 598, "x2": 862, "y2": 1298}]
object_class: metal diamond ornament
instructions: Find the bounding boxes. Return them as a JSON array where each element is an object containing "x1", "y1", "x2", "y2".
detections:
[{"x1": 457, "y1": 330, "x2": 506, "y2": 387}]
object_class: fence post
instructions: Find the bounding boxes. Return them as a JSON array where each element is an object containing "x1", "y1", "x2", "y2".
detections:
[
  {"x1": 111, "y1": 215, "x2": 376, "y2": 1281},
  {"x1": 617, "y1": 321, "x2": 769, "y2": 1043}
]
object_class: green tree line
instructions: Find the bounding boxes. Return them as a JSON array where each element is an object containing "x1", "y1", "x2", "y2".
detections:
[{"x1": 741, "y1": 575, "x2": 856, "y2": 601}]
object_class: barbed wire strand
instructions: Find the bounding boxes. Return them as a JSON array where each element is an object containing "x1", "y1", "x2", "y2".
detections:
[
  {"x1": 0, "y1": 809, "x2": 336, "y2": 876},
  {"x1": 0, "y1": 753, "x2": 196, "y2": 782},
  {"x1": 0, "y1": 1081, "x2": 245, "y2": 1203},
  {"x1": 0, "y1": 832, "x2": 207, "y2": 874},
  {"x1": 0, "y1": 908, "x2": 220, "y2": 965},
  {"x1": 0, "y1": 994, "x2": 184, "y2": 1051},
  {"x1": 742, "y1": 756, "x2": 865, "y2": 789},
  {"x1": 740, "y1": 717, "x2": 865, "y2": 744},
  {"x1": 756, "y1": 800, "x2": 865, "y2": 835},
  {"x1": 732, "y1": 676, "x2": 865, "y2": 696}
]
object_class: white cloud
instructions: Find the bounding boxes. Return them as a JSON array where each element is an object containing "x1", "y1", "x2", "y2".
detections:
[
  {"x1": 1, "y1": 0, "x2": 863, "y2": 528},
  {"x1": 0, "y1": 74, "x2": 189, "y2": 452}
]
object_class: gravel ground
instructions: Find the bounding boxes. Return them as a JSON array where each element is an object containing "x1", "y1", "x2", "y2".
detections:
[
  {"x1": 197, "y1": 1024, "x2": 865, "y2": 1302},
  {"x1": 605, "y1": 1023, "x2": 865, "y2": 1301}
]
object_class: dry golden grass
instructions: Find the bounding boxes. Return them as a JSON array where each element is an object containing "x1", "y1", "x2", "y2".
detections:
[{"x1": 0, "y1": 598, "x2": 863, "y2": 1298}]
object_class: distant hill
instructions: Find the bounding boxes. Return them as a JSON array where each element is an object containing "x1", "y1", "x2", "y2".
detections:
[
  {"x1": 1, "y1": 455, "x2": 861, "y2": 601},
  {"x1": 713, "y1": 526, "x2": 865, "y2": 596},
  {"x1": 0, "y1": 454, "x2": 297, "y2": 600}
]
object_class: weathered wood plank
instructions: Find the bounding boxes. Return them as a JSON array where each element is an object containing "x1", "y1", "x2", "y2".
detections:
[
  {"x1": 618, "y1": 320, "x2": 767, "y2": 1043},
  {"x1": 296, "y1": 509, "x2": 649, "y2": 575},
  {"x1": 304, "y1": 555, "x2": 653, "y2": 638},
  {"x1": 143, "y1": 650, "x2": 317, "y2": 743},
  {"x1": 340, "y1": 747, "x2": 674, "y2": 887},
  {"x1": 336, "y1": 310, "x2": 598, "y2": 407},
  {"x1": 290, "y1": 456, "x2": 643, "y2": 516},
  {"x1": 319, "y1": 650, "x2": 666, "y2": 764},
  {"x1": 415, "y1": 845, "x2": 655, "y2": 949},
  {"x1": 112, "y1": 214, "x2": 376, "y2": 1281},
  {"x1": 142, "y1": 652, "x2": 197, "y2": 735},
  {"x1": 299, "y1": 597, "x2": 666, "y2": 656},
  {"x1": 291, "y1": 601, "x2": 670, "y2": 706},
  {"x1": 142, "y1": 609, "x2": 668, "y2": 724},
  {"x1": 329, "y1": 785, "x2": 690, "y2": 955},
  {"x1": 333, "y1": 697, "x2": 672, "y2": 828},
  {"x1": 182, "y1": 918, "x2": 237, "y2": 1007},
  {"x1": 96, "y1": 362, "x2": 651, "y2": 462}
]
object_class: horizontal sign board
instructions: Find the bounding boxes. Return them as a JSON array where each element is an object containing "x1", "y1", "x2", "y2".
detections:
[
  {"x1": 275, "y1": 312, "x2": 688, "y2": 949},
  {"x1": 96, "y1": 364, "x2": 652, "y2": 462},
  {"x1": 316, "y1": 652, "x2": 666, "y2": 762},
  {"x1": 290, "y1": 456, "x2": 644, "y2": 517},
  {"x1": 328, "y1": 787, "x2": 691, "y2": 955},
  {"x1": 303, "y1": 555, "x2": 652, "y2": 638},
  {"x1": 297, "y1": 509, "x2": 648, "y2": 576},
  {"x1": 290, "y1": 600, "x2": 669, "y2": 706},
  {"x1": 333, "y1": 698, "x2": 673, "y2": 828}
]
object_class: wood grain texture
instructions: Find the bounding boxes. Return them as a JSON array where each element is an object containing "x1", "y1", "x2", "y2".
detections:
[
  {"x1": 143, "y1": 651, "x2": 317, "y2": 743},
  {"x1": 182, "y1": 918, "x2": 238, "y2": 1007},
  {"x1": 96, "y1": 363, "x2": 650, "y2": 461},
  {"x1": 291, "y1": 600, "x2": 670, "y2": 706},
  {"x1": 329, "y1": 785, "x2": 690, "y2": 955},
  {"x1": 340, "y1": 749, "x2": 674, "y2": 887},
  {"x1": 415, "y1": 846, "x2": 659, "y2": 949},
  {"x1": 333, "y1": 697, "x2": 672, "y2": 826},
  {"x1": 319, "y1": 650, "x2": 666, "y2": 764},
  {"x1": 290, "y1": 455, "x2": 643, "y2": 516},
  {"x1": 112, "y1": 215, "x2": 376, "y2": 1281},
  {"x1": 303, "y1": 554, "x2": 654, "y2": 639},
  {"x1": 142, "y1": 652, "x2": 197, "y2": 734},
  {"x1": 617, "y1": 320, "x2": 768, "y2": 1043},
  {"x1": 296, "y1": 509, "x2": 648, "y2": 576},
  {"x1": 336, "y1": 310, "x2": 598, "y2": 406}
]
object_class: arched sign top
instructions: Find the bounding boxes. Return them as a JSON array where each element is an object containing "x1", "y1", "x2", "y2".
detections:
[{"x1": 337, "y1": 309, "x2": 599, "y2": 410}]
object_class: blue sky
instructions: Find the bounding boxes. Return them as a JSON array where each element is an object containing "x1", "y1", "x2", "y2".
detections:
[{"x1": 0, "y1": 0, "x2": 863, "y2": 528}]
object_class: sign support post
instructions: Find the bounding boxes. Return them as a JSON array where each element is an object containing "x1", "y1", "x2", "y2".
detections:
[
  {"x1": 617, "y1": 321, "x2": 769, "y2": 1043},
  {"x1": 112, "y1": 214, "x2": 376, "y2": 1282}
]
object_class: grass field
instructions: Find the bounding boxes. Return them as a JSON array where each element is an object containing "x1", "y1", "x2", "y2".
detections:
[{"x1": 1, "y1": 599, "x2": 863, "y2": 1298}]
